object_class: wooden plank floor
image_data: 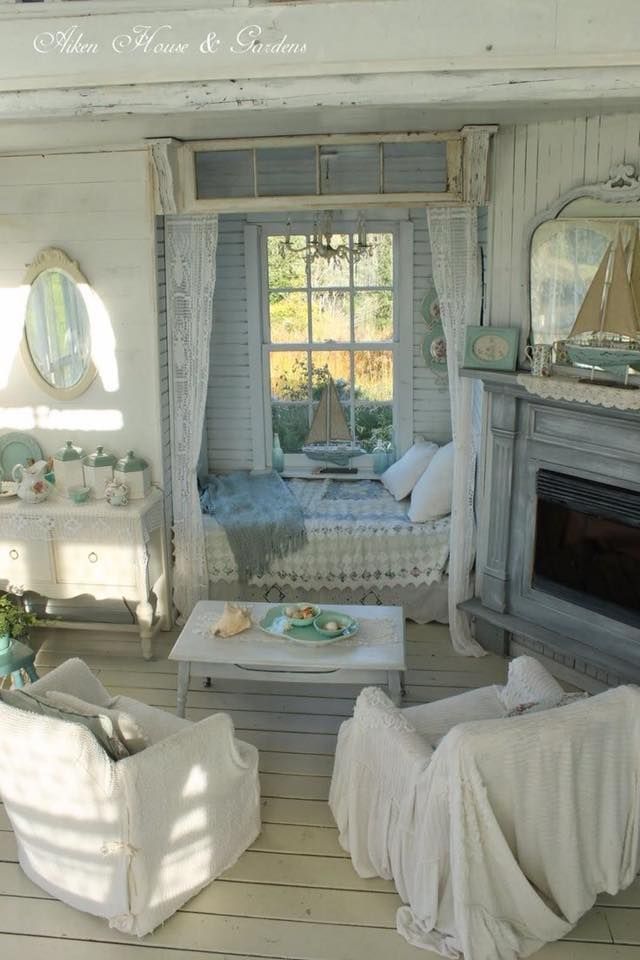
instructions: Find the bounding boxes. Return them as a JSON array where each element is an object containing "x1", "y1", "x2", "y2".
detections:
[{"x1": 1, "y1": 622, "x2": 640, "y2": 959}]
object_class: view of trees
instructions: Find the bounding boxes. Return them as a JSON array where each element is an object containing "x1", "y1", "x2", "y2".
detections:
[{"x1": 266, "y1": 231, "x2": 395, "y2": 453}]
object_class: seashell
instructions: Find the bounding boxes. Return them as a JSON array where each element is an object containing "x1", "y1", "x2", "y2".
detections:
[{"x1": 212, "y1": 602, "x2": 252, "y2": 638}]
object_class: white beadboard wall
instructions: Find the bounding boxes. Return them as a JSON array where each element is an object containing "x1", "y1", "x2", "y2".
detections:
[
  {"x1": 207, "y1": 207, "x2": 456, "y2": 471},
  {"x1": 488, "y1": 112, "x2": 640, "y2": 330},
  {"x1": 0, "y1": 149, "x2": 164, "y2": 479}
]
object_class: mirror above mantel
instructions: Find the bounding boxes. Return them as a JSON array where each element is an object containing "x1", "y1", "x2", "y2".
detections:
[{"x1": 528, "y1": 163, "x2": 640, "y2": 383}]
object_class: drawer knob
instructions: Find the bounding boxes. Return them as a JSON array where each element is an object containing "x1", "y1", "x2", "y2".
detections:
[
  {"x1": 88, "y1": 551, "x2": 98, "y2": 564},
  {"x1": 9, "y1": 549, "x2": 18, "y2": 560}
]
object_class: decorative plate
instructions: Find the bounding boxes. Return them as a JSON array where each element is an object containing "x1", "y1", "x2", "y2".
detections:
[
  {"x1": 258, "y1": 606, "x2": 359, "y2": 645},
  {"x1": 422, "y1": 324, "x2": 448, "y2": 370},
  {"x1": 0, "y1": 433, "x2": 43, "y2": 481},
  {"x1": 0, "y1": 481, "x2": 18, "y2": 500},
  {"x1": 421, "y1": 284, "x2": 441, "y2": 327}
]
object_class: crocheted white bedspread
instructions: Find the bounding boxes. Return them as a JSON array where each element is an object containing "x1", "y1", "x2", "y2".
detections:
[{"x1": 204, "y1": 478, "x2": 450, "y2": 592}]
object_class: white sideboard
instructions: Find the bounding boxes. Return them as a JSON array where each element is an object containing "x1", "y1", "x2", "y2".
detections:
[{"x1": 0, "y1": 488, "x2": 168, "y2": 659}]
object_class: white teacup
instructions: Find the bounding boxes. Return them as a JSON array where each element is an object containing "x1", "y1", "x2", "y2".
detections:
[{"x1": 525, "y1": 343, "x2": 553, "y2": 377}]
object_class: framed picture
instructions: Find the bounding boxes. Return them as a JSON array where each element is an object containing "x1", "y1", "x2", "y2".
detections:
[{"x1": 463, "y1": 326, "x2": 520, "y2": 371}]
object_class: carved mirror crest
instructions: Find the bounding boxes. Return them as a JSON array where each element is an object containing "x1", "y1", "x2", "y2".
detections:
[{"x1": 22, "y1": 248, "x2": 96, "y2": 399}]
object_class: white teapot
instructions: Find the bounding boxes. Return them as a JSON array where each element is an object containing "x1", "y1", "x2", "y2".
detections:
[{"x1": 12, "y1": 460, "x2": 52, "y2": 503}]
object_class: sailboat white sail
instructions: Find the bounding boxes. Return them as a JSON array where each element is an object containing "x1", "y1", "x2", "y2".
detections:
[
  {"x1": 302, "y1": 376, "x2": 365, "y2": 467},
  {"x1": 566, "y1": 230, "x2": 640, "y2": 383}
]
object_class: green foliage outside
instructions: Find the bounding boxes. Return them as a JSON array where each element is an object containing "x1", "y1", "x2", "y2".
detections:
[{"x1": 267, "y1": 232, "x2": 396, "y2": 453}]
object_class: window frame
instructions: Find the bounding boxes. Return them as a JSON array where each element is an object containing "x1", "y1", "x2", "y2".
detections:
[{"x1": 246, "y1": 214, "x2": 413, "y2": 475}]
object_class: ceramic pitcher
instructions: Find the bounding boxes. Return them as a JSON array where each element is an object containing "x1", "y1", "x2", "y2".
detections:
[{"x1": 12, "y1": 460, "x2": 52, "y2": 503}]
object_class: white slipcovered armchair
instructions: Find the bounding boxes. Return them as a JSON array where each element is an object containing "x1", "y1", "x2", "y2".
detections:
[
  {"x1": 330, "y1": 656, "x2": 640, "y2": 960},
  {"x1": 0, "y1": 658, "x2": 260, "y2": 936}
]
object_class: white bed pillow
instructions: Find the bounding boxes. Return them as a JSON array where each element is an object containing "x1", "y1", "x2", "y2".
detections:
[
  {"x1": 381, "y1": 440, "x2": 439, "y2": 501},
  {"x1": 408, "y1": 441, "x2": 454, "y2": 521}
]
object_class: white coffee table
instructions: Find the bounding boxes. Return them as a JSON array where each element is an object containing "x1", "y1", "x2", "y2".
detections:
[{"x1": 169, "y1": 600, "x2": 406, "y2": 717}]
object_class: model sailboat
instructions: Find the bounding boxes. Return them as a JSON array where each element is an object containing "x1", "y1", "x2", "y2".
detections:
[
  {"x1": 302, "y1": 376, "x2": 365, "y2": 469},
  {"x1": 566, "y1": 231, "x2": 640, "y2": 383}
]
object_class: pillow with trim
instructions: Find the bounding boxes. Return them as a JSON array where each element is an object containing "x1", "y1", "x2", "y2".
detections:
[{"x1": 45, "y1": 691, "x2": 149, "y2": 755}]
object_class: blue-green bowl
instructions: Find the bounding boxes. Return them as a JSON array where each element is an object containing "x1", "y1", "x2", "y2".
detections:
[
  {"x1": 313, "y1": 611, "x2": 357, "y2": 638},
  {"x1": 283, "y1": 604, "x2": 320, "y2": 627}
]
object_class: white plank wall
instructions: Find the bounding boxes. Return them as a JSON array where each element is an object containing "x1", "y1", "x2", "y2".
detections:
[
  {"x1": 206, "y1": 208, "x2": 454, "y2": 472},
  {"x1": 488, "y1": 112, "x2": 640, "y2": 330},
  {"x1": 0, "y1": 149, "x2": 162, "y2": 477}
]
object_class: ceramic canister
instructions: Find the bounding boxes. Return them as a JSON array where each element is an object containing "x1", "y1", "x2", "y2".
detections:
[
  {"x1": 83, "y1": 445, "x2": 116, "y2": 500},
  {"x1": 53, "y1": 440, "x2": 85, "y2": 497},
  {"x1": 114, "y1": 450, "x2": 150, "y2": 500}
]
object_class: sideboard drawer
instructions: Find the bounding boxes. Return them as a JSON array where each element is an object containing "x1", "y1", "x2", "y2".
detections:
[
  {"x1": 53, "y1": 542, "x2": 137, "y2": 588},
  {"x1": 0, "y1": 540, "x2": 53, "y2": 584}
]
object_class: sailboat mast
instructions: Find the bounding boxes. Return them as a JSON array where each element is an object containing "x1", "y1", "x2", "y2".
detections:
[{"x1": 599, "y1": 239, "x2": 616, "y2": 336}]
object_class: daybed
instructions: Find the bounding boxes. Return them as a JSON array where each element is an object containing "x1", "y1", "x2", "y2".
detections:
[{"x1": 204, "y1": 477, "x2": 451, "y2": 622}]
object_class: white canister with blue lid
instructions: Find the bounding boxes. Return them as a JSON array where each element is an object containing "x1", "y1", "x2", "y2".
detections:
[{"x1": 114, "y1": 450, "x2": 150, "y2": 500}]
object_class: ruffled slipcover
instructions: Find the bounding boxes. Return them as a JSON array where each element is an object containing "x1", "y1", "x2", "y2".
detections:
[{"x1": 330, "y1": 659, "x2": 640, "y2": 959}]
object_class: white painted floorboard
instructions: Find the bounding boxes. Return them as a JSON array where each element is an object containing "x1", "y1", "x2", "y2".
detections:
[{"x1": 0, "y1": 622, "x2": 639, "y2": 959}]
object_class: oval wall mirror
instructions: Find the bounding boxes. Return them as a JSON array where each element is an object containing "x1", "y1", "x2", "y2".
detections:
[{"x1": 22, "y1": 248, "x2": 96, "y2": 399}]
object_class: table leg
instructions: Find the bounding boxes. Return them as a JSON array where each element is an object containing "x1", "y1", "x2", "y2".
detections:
[
  {"x1": 177, "y1": 661, "x2": 191, "y2": 718},
  {"x1": 388, "y1": 670, "x2": 402, "y2": 706},
  {"x1": 25, "y1": 663, "x2": 39, "y2": 683},
  {"x1": 11, "y1": 670, "x2": 24, "y2": 689}
]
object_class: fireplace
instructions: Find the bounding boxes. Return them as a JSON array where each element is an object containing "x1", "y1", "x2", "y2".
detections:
[
  {"x1": 462, "y1": 368, "x2": 640, "y2": 685},
  {"x1": 533, "y1": 470, "x2": 640, "y2": 627}
]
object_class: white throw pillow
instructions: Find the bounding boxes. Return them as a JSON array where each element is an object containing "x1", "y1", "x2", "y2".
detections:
[
  {"x1": 497, "y1": 656, "x2": 566, "y2": 713},
  {"x1": 45, "y1": 691, "x2": 149, "y2": 755},
  {"x1": 381, "y1": 440, "x2": 439, "y2": 501},
  {"x1": 408, "y1": 441, "x2": 454, "y2": 521}
]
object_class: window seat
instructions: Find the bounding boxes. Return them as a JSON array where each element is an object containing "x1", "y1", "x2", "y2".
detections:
[{"x1": 204, "y1": 477, "x2": 450, "y2": 623}]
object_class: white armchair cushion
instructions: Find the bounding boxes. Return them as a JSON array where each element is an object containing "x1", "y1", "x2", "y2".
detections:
[
  {"x1": 408, "y1": 441, "x2": 454, "y2": 521},
  {"x1": 44, "y1": 691, "x2": 149, "y2": 755},
  {"x1": 381, "y1": 440, "x2": 438, "y2": 501}
]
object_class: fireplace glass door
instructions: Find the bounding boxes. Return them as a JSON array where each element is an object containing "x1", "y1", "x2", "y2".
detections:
[{"x1": 533, "y1": 470, "x2": 640, "y2": 626}]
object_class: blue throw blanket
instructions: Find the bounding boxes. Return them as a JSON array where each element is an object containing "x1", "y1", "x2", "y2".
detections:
[{"x1": 201, "y1": 471, "x2": 307, "y2": 582}]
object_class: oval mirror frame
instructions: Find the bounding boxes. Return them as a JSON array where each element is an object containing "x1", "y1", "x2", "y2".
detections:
[{"x1": 21, "y1": 247, "x2": 96, "y2": 400}]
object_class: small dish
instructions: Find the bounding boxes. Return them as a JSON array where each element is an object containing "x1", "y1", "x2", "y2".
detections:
[
  {"x1": 68, "y1": 484, "x2": 91, "y2": 504},
  {"x1": 0, "y1": 481, "x2": 18, "y2": 500},
  {"x1": 313, "y1": 611, "x2": 358, "y2": 638},
  {"x1": 282, "y1": 604, "x2": 320, "y2": 627}
]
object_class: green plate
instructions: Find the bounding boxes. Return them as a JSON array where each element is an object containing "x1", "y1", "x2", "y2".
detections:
[{"x1": 259, "y1": 606, "x2": 359, "y2": 645}]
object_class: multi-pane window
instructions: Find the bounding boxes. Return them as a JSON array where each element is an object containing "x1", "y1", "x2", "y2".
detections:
[{"x1": 264, "y1": 230, "x2": 396, "y2": 458}]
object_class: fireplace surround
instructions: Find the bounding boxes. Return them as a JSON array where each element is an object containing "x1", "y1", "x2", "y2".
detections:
[{"x1": 463, "y1": 369, "x2": 640, "y2": 685}]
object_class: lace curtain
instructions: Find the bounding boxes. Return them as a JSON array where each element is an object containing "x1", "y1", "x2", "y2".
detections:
[
  {"x1": 427, "y1": 206, "x2": 485, "y2": 657},
  {"x1": 165, "y1": 215, "x2": 218, "y2": 620}
]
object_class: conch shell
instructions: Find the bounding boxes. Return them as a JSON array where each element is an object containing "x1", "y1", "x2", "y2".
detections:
[{"x1": 212, "y1": 602, "x2": 252, "y2": 638}]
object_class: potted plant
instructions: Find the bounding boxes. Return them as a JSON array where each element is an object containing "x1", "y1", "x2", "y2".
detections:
[{"x1": 0, "y1": 595, "x2": 40, "y2": 654}]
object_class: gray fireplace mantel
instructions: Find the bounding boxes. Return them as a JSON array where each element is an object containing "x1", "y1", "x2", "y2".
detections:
[{"x1": 465, "y1": 367, "x2": 640, "y2": 684}]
